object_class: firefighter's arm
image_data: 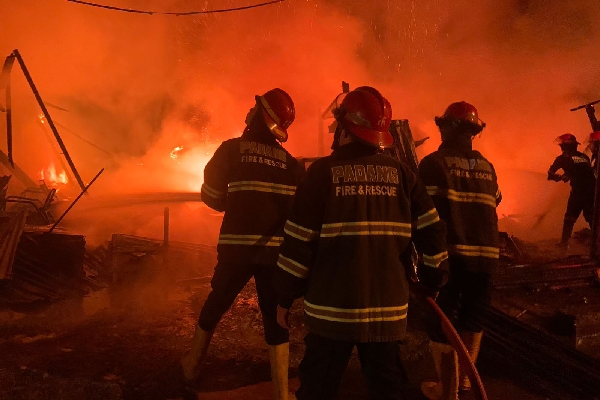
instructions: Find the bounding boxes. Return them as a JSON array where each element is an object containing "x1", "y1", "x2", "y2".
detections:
[
  {"x1": 491, "y1": 164, "x2": 502, "y2": 206},
  {"x1": 411, "y1": 187, "x2": 449, "y2": 290},
  {"x1": 413, "y1": 160, "x2": 449, "y2": 291},
  {"x1": 548, "y1": 172, "x2": 562, "y2": 182},
  {"x1": 274, "y1": 164, "x2": 325, "y2": 309},
  {"x1": 201, "y1": 143, "x2": 230, "y2": 212},
  {"x1": 547, "y1": 158, "x2": 564, "y2": 182},
  {"x1": 292, "y1": 158, "x2": 307, "y2": 185}
]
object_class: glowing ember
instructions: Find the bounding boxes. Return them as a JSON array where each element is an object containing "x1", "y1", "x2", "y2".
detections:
[
  {"x1": 40, "y1": 163, "x2": 68, "y2": 186},
  {"x1": 170, "y1": 146, "x2": 184, "y2": 159}
]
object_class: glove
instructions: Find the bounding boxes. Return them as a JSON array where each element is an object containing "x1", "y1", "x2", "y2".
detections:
[{"x1": 422, "y1": 285, "x2": 439, "y2": 300}]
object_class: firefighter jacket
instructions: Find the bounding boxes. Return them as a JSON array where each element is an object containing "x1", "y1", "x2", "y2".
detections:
[
  {"x1": 200, "y1": 132, "x2": 305, "y2": 265},
  {"x1": 418, "y1": 141, "x2": 501, "y2": 274},
  {"x1": 548, "y1": 151, "x2": 595, "y2": 193},
  {"x1": 274, "y1": 142, "x2": 449, "y2": 343}
]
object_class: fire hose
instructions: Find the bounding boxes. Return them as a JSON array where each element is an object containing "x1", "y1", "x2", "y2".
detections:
[{"x1": 426, "y1": 297, "x2": 488, "y2": 400}]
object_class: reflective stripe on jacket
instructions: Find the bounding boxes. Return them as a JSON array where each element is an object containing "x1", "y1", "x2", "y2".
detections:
[
  {"x1": 275, "y1": 142, "x2": 448, "y2": 342},
  {"x1": 201, "y1": 135, "x2": 304, "y2": 264},
  {"x1": 418, "y1": 142, "x2": 500, "y2": 273}
]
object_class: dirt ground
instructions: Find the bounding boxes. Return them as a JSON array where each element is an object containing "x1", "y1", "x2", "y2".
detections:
[{"x1": 0, "y1": 249, "x2": 563, "y2": 400}]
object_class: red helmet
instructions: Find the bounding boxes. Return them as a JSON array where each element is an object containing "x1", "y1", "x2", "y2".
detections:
[
  {"x1": 256, "y1": 88, "x2": 295, "y2": 142},
  {"x1": 590, "y1": 131, "x2": 600, "y2": 142},
  {"x1": 334, "y1": 86, "x2": 393, "y2": 148},
  {"x1": 555, "y1": 133, "x2": 579, "y2": 145},
  {"x1": 435, "y1": 101, "x2": 486, "y2": 134}
]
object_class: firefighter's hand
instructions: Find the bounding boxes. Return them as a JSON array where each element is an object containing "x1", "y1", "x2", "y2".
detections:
[
  {"x1": 561, "y1": 174, "x2": 570, "y2": 182},
  {"x1": 427, "y1": 290, "x2": 439, "y2": 301},
  {"x1": 277, "y1": 305, "x2": 292, "y2": 329},
  {"x1": 411, "y1": 282, "x2": 439, "y2": 301},
  {"x1": 548, "y1": 173, "x2": 561, "y2": 182}
]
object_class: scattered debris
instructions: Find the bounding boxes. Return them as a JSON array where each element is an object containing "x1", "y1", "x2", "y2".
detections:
[
  {"x1": 493, "y1": 256, "x2": 599, "y2": 289},
  {"x1": 2, "y1": 232, "x2": 88, "y2": 305},
  {"x1": 499, "y1": 231, "x2": 523, "y2": 261},
  {"x1": 110, "y1": 234, "x2": 216, "y2": 285},
  {"x1": 102, "y1": 374, "x2": 120, "y2": 382},
  {"x1": 0, "y1": 368, "x2": 123, "y2": 400},
  {"x1": 16, "y1": 333, "x2": 57, "y2": 344},
  {"x1": 0, "y1": 211, "x2": 27, "y2": 280}
]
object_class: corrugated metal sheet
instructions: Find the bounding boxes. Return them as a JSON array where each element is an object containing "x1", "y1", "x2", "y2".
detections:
[
  {"x1": 481, "y1": 304, "x2": 600, "y2": 399},
  {"x1": 0, "y1": 211, "x2": 27, "y2": 280},
  {"x1": 3, "y1": 232, "x2": 87, "y2": 304}
]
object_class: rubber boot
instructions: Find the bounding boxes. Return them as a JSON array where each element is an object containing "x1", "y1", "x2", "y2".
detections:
[
  {"x1": 559, "y1": 219, "x2": 576, "y2": 247},
  {"x1": 458, "y1": 331, "x2": 483, "y2": 392},
  {"x1": 268, "y1": 343, "x2": 293, "y2": 400},
  {"x1": 421, "y1": 341, "x2": 459, "y2": 400},
  {"x1": 181, "y1": 325, "x2": 214, "y2": 383}
]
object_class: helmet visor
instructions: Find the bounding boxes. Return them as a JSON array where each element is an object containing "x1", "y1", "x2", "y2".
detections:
[{"x1": 323, "y1": 92, "x2": 348, "y2": 120}]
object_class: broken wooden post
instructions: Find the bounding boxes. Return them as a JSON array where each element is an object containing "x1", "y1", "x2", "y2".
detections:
[{"x1": 11, "y1": 50, "x2": 87, "y2": 193}]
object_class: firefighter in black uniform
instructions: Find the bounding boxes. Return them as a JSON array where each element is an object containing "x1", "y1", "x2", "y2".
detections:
[
  {"x1": 586, "y1": 131, "x2": 600, "y2": 171},
  {"x1": 181, "y1": 88, "x2": 305, "y2": 400},
  {"x1": 418, "y1": 102, "x2": 501, "y2": 400},
  {"x1": 548, "y1": 133, "x2": 596, "y2": 247},
  {"x1": 274, "y1": 86, "x2": 449, "y2": 400}
]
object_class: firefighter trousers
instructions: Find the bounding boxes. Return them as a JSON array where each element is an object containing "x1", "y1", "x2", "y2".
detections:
[
  {"x1": 295, "y1": 333, "x2": 408, "y2": 400},
  {"x1": 198, "y1": 261, "x2": 289, "y2": 345},
  {"x1": 427, "y1": 262, "x2": 491, "y2": 343},
  {"x1": 564, "y1": 188, "x2": 594, "y2": 226}
]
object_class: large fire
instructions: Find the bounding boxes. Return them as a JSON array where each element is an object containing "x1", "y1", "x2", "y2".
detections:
[
  {"x1": 3, "y1": 1, "x2": 599, "y2": 241},
  {"x1": 40, "y1": 163, "x2": 68, "y2": 187},
  {"x1": 167, "y1": 144, "x2": 217, "y2": 192}
]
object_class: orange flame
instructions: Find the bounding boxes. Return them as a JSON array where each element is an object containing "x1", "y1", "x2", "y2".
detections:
[{"x1": 40, "y1": 163, "x2": 68, "y2": 186}]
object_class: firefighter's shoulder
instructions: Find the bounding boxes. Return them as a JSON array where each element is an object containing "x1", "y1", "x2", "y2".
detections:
[
  {"x1": 281, "y1": 147, "x2": 303, "y2": 168},
  {"x1": 304, "y1": 156, "x2": 331, "y2": 176},
  {"x1": 577, "y1": 151, "x2": 591, "y2": 161},
  {"x1": 418, "y1": 151, "x2": 442, "y2": 169},
  {"x1": 471, "y1": 150, "x2": 498, "y2": 172},
  {"x1": 212, "y1": 137, "x2": 240, "y2": 155},
  {"x1": 470, "y1": 149, "x2": 491, "y2": 161}
]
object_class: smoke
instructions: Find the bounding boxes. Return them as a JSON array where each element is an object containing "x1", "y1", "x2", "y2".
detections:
[{"x1": 1, "y1": 0, "x2": 600, "y2": 243}]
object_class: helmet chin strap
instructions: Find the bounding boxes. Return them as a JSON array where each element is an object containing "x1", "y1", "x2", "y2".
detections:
[
  {"x1": 331, "y1": 122, "x2": 342, "y2": 150},
  {"x1": 337, "y1": 129, "x2": 354, "y2": 147},
  {"x1": 332, "y1": 116, "x2": 358, "y2": 150}
]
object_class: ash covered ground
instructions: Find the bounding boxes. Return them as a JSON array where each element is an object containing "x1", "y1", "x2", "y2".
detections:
[{"x1": 0, "y1": 243, "x2": 558, "y2": 400}]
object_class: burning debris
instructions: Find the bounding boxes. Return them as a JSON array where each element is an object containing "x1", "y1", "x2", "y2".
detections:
[
  {"x1": 1, "y1": 0, "x2": 600, "y2": 397},
  {"x1": 39, "y1": 163, "x2": 68, "y2": 187},
  {"x1": 1, "y1": 50, "x2": 87, "y2": 193},
  {"x1": 0, "y1": 49, "x2": 107, "y2": 308},
  {"x1": 169, "y1": 146, "x2": 184, "y2": 160}
]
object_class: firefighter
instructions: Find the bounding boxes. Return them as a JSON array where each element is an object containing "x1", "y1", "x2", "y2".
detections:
[
  {"x1": 418, "y1": 102, "x2": 501, "y2": 399},
  {"x1": 274, "y1": 86, "x2": 449, "y2": 400},
  {"x1": 585, "y1": 131, "x2": 600, "y2": 171},
  {"x1": 181, "y1": 88, "x2": 305, "y2": 400},
  {"x1": 548, "y1": 133, "x2": 596, "y2": 247}
]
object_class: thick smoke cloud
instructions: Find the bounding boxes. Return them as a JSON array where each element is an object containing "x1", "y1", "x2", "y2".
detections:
[{"x1": 1, "y1": 0, "x2": 599, "y2": 243}]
